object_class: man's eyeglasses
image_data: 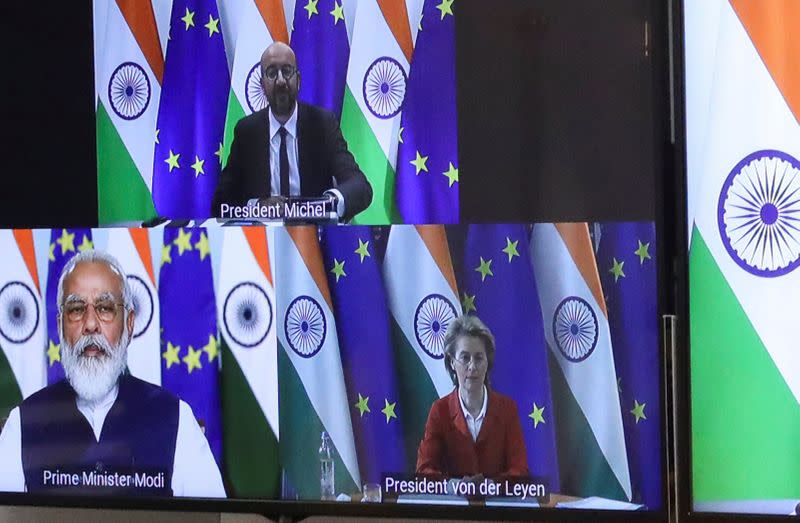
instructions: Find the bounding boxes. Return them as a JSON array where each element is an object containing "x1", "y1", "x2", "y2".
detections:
[
  {"x1": 61, "y1": 300, "x2": 124, "y2": 323},
  {"x1": 263, "y1": 65, "x2": 297, "y2": 82},
  {"x1": 453, "y1": 352, "x2": 487, "y2": 368}
]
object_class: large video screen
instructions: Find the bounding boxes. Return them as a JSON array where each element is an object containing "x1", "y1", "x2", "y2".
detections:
[
  {"x1": 0, "y1": 222, "x2": 662, "y2": 513},
  {"x1": 686, "y1": 0, "x2": 800, "y2": 517},
  {"x1": 0, "y1": 0, "x2": 670, "y2": 519}
]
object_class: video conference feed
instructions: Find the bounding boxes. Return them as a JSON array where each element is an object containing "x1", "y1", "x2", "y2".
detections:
[
  {"x1": 0, "y1": 222, "x2": 662, "y2": 511},
  {"x1": 686, "y1": 0, "x2": 800, "y2": 517},
  {"x1": 91, "y1": 0, "x2": 662, "y2": 227},
  {"x1": 94, "y1": 0, "x2": 459, "y2": 226}
]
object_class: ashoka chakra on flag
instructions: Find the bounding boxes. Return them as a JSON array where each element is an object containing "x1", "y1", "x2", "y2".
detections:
[
  {"x1": 0, "y1": 281, "x2": 39, "y2": 344},
  {"x1": 223, "y1": 281, "x2": 273, "y2": 348},
  {"x1": 108, "y1": 62, "x2": 151, "y2": 120},
  {"x1": 718, "y1": 149, "x2": 800, "y2": 277},
  {"x1": 414, "y1": 293, "x2": 457, "y2": 360},
  {"x1": 284, "y1": 295, "x2": 326, "y2": 358},
  {"x1": 126, "y1": 275, "x2": 154, "y2": 338},
  {"x1": 245, "y1": 62, "x2": 268, "y2": 114},
  {"x1": 362, "y1": 57, "x2": 407, "y2": 119},
  {"x1": 552, "y1": 296, "x2": 598, "y2": 363}
]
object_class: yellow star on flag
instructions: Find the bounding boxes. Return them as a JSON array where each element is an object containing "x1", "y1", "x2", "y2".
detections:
[
  {"x1": 195, "y1": 232, "x2": 211, "y2": 261},
  {"x1": 635, "y1": 240, "x2": 651, "y2": 264},
  {"x1": 155, "y1": 128, "x2": 160, "y2": 144},
  {"x1": 202, "y1": 333, "x2": 219, "y2": 363},
  {"x1": 528, "y1": 403, "x2": 545, "y2": 428},
  {"x1": 183, "y1": 345, "x2": 203, "y2": 373},
  {"x1": 631, "y1": 400, "x2": 646, "y2": 423},
  {"x1": 610, "y1": 258, "x2": 625, "y2": 282},
  {"x1": 204, "y1": 14, "x2": 220, "y2": 37},
  {"x1": 181, "y1": 8, "x2": 195, "y2": 30},
  {"x1": 381, "y1": 399, "x2": 397, "y2": 423},
  {"x1": 47, "y1": 340, "x2": 60, "y2": 366},
  {"x1": 502, "y1": 237, "x2": 519, "y2": 262},
  {"x1": 355, "y1": 239, "x2": 370, "y2": 262},
  {"x1": 355, "y1": 393, "x2": 370, "y2": 417},
  {"x1": 77, "y1": 235, "x2": 94, "y2": 253},
  {"x1": 48, "y1": 243, "x2": 55, "y2": 262},
  {"x1": 411, "y1": 150, "x2": 429, "y2": 174},
  {"x1": 161, "y1": 243, "x2": 173, "y2": 265},
  {"x1": 330, "y1": 1, "x2": 344, "y2": 24},
  {"x1": 331, "y1": 258, "x2": 346, "y2": 282},
  {"x1": 398, "y1": 126, "x2": 404, "y2": 144},
  {"x1": 418, "y1": 12, "x2": 424, "y2": 32},
  {"x1": 442, "y1": 162, "x2": 458, "y2": 187},
  {"x1": 475, "y1": 257, "x2": 493, "y2": 281},
  {"x1": 162, "y1": 342, "x2": 181, "y2": 369},
  {"x1": 462, "y1": 293, "x2": 476, "y2": 314},
  {"x1": 56, "y1": 229, "x2": 76, "y2": 255},
  {"x1": 165, "y1": 150, "x2": 180, "y2": 172},
  {"x1": 436, "y1": 0, "x2": 454, "y2": 19},
  {"x1": 214, "y1": 142, "x2": 225, "y2": 165},
  {"x1": 174, "y1": 228, "x2": 194, "y2": 256},
  {"x1": 304, "y1": 0, "x2": 319, "y2": 18},
  {"x1": 440, "y1": 162, "x2": 458, "y2": 187},
  {"x1": 191, "y1": 155, "x2": 205, "y2": 177}
]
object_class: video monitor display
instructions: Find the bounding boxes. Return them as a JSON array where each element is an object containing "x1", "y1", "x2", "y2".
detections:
[
  {"x1": 0, "y1": 222, "x2": 663, "y2": 514},
  {"x1": 93, "y1": 0, "x2": 458, "y2": 225},
  {"x1": 686, "y1": 0, "x2": 800, "y2": 517},
  {"x1": 0, "y1": 0, "x2": 671, "y2": 519}
]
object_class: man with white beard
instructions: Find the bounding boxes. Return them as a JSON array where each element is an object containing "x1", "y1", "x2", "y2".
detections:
[{"x1": 0, "y1": 250, "x2": 225, "y2": 497}]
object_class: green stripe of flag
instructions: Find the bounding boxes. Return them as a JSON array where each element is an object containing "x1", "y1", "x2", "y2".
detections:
[
  {"x1": 389, "y1": 317, "x2": 440, "y2": 472},
  {"x1": 0, "y1": 345, "x2": 22, "y2": 423},
  {"x1": 340, "y1": 88, "x2": 401, "y2": 224},
  {"x1": 690, "y1": 229, "x2": 800, "y2": 501},
  {"x1": 96, "y1": 102, "x2": 157, "y2": 224},
  {"x1": 221, "y1": 341, "x2": 279, "y2": 498},
  {"x1": 278, "y1": 345, "x2": 358, "y2": 499}
]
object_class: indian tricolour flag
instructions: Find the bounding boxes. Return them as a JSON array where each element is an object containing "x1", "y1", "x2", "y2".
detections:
[
  {"x1": 217, "y1": 226, "x2": 279, "y2": 498},
  {"x1": 220, "y1": 0, "x2": 288, "y2": 166},
  {"x1": 274, "y1": 226, "x2": 359, "y2": 499},
  {"x1": 94, "y1": 0, "x2": 163, "y2": 224},
  {"x1": 105, "y1": 228, "x2": 160, "y2": 385},
  {"x1": 382, "y1": 224, "x2": 460, "y2": 465},
  {"x1": 340, "y1": 0, "x2": 415, "y2": 224},
  {"x1": 689, "y1": 0, "x2": 800, "y2": 502},
  {"x1": 530, "y1": 223, "x2": 631, "y2": 501},
  {"x1": 0, "y1": 231, "x2": 46, "y2": 421}
]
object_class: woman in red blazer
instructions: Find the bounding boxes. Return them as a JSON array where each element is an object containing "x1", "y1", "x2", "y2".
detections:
[{"x1": 416, "y1": 315, "x2": 529, "y2": 480}]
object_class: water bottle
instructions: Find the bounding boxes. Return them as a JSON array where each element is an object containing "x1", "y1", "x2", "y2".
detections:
[{"x1": 319, "y1": 431, "x2": 335, "y2": 500}]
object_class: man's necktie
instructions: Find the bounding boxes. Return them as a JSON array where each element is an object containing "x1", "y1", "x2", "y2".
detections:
[{"x1": 279, "y1": 126, "x2": 290, "y2": 197}]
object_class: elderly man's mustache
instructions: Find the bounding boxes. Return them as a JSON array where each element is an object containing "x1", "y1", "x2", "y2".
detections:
[{"x1": 69, "y1": 333, "x2": 115, "y2": 358}]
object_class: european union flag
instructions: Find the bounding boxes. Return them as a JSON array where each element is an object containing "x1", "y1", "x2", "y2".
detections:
[
  {"x1": 462, "y1": 224, "x2": 560, "y2": 490},
  {"x1": 596, "y1": 222, "x2": 662, "y2": 509},
  {"x1": 45, "y1": 228, "x2": 93, "y2": 384},
  {"x1": 290, "y1": 0, "x2": 350, "y2": 116},
  {"x1": 395, "y1": 0, "x2": 458, "y2": 223},
  {"x1": 320, "y1": 225, "x2": 408, "y2": 481},
  {"x1": 160, "y1": 227, "x2": 222, "y2": 464},
  {"x1": 152, "y1": 0, "x2": 230, "y2": 219}
]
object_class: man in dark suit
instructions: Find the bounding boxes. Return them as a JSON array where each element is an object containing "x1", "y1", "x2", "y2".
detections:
[{"x1": 212, "y1": 42, "x2": 372, "y2": 221}]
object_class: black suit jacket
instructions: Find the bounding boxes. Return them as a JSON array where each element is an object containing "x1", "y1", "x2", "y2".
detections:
[{"x1": 211, "y1": 103, "x2": 372, "y2": 221}]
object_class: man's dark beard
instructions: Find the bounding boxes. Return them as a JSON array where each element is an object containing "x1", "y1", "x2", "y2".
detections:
[{"x1": 270, "y1": 88, "x2": 295, "y2": 116}]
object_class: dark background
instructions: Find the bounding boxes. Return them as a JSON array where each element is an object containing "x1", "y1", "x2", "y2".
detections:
[{"x1": 457, "y1": 0, "x2": 670, "y2": 223}]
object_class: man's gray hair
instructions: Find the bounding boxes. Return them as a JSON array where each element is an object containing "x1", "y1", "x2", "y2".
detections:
[
  {"x1": 56, "y1": 249, "x2": 133, "y2": 312},
  {"x1": 442, "y1": 314, "x2": 496, "y2": 387}
]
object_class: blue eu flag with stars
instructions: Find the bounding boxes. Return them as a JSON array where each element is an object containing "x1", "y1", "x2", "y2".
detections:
[
  {"x1": 159, "y1": 227, "x2": 222, "y2": 464},
  {"x1": 152, "y1": 0, "x2": 230, "y2": 219}
]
